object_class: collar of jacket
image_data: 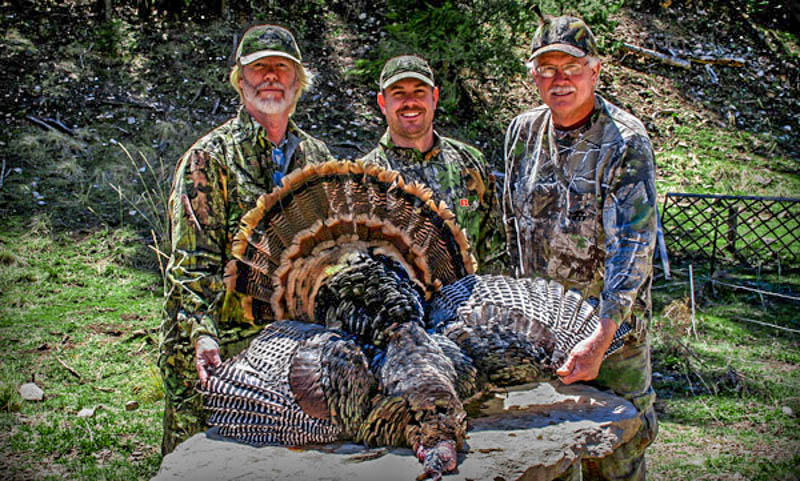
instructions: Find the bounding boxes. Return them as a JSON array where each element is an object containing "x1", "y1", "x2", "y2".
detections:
[
  {"x1": 236, "y1": 105, "x2": 303, "y2": 148},
  {"x1": 378, "y1": 129, "x2": 443, "y2": 163}
]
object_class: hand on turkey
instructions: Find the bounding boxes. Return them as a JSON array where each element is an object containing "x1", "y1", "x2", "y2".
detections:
[
  {"x1": 195, "y1": 335, "x2": 222, "y2": 387},
  {"x1": 556, "y1": 317, "x2": 616, "y2": 384}
]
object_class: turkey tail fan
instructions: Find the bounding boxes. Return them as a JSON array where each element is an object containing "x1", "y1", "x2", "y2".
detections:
[
  {"x1": 223, "y1": 160, "x2": 476, "y2": 323},
  {"x1": 199, "y1": 320, "x2": 377, "y2": 446},
  {"x1": 428, "y1": 275, "x2": 633, "y2": 379}
]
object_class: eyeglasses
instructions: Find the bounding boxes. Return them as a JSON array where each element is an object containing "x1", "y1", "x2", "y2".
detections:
[{"x1": 535, "y1": 62, "x2": 588, "y2": 78}]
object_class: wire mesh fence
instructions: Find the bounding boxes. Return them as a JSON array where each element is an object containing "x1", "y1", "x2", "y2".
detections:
[{"x1": 661, "y1": 193, "x2": 800, "y2": 270}]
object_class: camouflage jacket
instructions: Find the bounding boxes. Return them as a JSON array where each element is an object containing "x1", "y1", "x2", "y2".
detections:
[
  {"x1": 503, "y1": 95, "x2": 657, "y2": 332},
  {"x1": 163, "y1": 106, "x2": 334, "y2": 348},
  {"x1": 360, "y1": 130, "x2": 505, "y2": 273}
]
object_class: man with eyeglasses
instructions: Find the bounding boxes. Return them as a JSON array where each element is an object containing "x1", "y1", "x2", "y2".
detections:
[
  {"x1": 503, "y1": 14, "x2": 658, "y2": 480},
  {"x1": 160, "y1": 24, "x2": 333, "y2": 455}
]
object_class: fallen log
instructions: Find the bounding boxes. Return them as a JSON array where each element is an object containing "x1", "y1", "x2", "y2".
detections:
[
  {"x1": 622, "y1": 43, "x2": 691, "y2": 69},
  {"x1": 689, "y1": 55, "x2": 746, "y2": 67}
]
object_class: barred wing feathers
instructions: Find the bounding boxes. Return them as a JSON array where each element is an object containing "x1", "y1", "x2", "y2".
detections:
[
  {"x1": 428, "y1": 275, "x2": 632, "y2": 385},
  {"x1": 200, "y1": 320, "x2": 376, "y2": 445}
]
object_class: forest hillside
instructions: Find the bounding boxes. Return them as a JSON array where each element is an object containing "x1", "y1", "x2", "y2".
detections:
[{"x1": 1, "y1": 1, "x2": 798, "y2": 480}]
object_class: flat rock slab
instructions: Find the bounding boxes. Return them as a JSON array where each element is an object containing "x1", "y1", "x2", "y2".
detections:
[{"x1": 153, "y1": 382, "x2": 640, "y2": 481}]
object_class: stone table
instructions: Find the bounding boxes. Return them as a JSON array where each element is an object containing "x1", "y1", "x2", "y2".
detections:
[{"x1": 153, "y1": 381, "x2": 641, "y2": 481}]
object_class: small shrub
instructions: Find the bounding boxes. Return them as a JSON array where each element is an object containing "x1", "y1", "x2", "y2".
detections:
[
  {"x1": 0, "y1": 374, "x2": 23, "y2": 413},
  {"x1": 0, "y1": 248, "x2": 24, "y2": 267},
  {"x1": 108, "y1": 143, "x2": 172, "y2": 253},
  {"x1": 94, "y1": 19, "x2": 125, "y2": 58},
  {"x1": 140, "y1": 362, "x2": 164, "y2": 403}
]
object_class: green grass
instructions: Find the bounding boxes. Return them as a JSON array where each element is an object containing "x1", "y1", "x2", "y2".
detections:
[
  {"x1": 651, "y1": 421, "x2": 800, "y2": 481},
  {"x1": 0, "y1": 217, "x2": 164, "y2": 480},
  {"x1": 656, "y1": 124, "x2": 800, "y2": 197},
  {"x1": 649, "y1": 265, "x2": 800, "y2": 481}
]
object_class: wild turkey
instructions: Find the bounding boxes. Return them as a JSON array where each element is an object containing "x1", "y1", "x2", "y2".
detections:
[
  {"x1": 200, "y1": 161, "x2": 630, "y2": 481},
  {"x1": 208, "y1": 161, "x2": 472, "y2": 479}
]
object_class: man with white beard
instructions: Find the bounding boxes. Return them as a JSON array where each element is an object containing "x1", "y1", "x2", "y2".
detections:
[
  {"x1": 503, "y1": 14, "x2": 658, "y2": 481},
  {"x1": 159, "y1": 24, "x2": 333, "y2": 454}
]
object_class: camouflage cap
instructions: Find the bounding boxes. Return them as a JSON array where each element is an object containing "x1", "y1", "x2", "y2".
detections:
[
  {"x1": 236, "y1": 24, "x2": 302, "y2": 65},
  {"x1": 529, "y1": 16, "x2": 597, "y2": 60},
  {"x1": 379, "y1": 55, "x2": 435, "y2": 90}
]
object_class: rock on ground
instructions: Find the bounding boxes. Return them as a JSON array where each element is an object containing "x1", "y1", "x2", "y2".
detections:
[
  {"x1": 153, "y1": 382, "x2": 641, "y2": 481},
  {"x1": 18, "y1": 382, "x2": 44, "y2": 401}
]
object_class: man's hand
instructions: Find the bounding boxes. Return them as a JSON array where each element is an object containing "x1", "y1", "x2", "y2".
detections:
[
  {"x1": 556, "y1": 317, "x2": 617, "y2": 384},
  {"x1": 195, "y1": 336, "x2": 222, "y2": 387}
]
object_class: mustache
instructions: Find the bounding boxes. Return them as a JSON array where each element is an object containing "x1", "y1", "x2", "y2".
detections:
[
  {"x1": 397, "y1": 106, "x2": 425, "y2": 114},
  {"x1": 548, "y1": 85, "x2": 576, "y2": 95},
  {"x1": 254, "y1": 81, "x2": 285, "y2": 93}
]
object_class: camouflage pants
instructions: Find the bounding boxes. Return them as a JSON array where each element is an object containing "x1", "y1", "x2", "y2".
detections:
[
  {"x1": 159, "y1": 333, "x2": 257, "y2": 455},
  {"x1": 580, "y1": 334, "x2": 658, "y2": 481}
]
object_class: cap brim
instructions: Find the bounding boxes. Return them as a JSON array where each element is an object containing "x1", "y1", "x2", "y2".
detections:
[
  {"x1": 239, "y1": 50, "x2": 301, "y2": 66},
  {"x1": 529, "y1": 43, "x2": 587, "y2": 61},
  {"x1": 381, "y1": 72, "x2": 435, "y2": 90}
]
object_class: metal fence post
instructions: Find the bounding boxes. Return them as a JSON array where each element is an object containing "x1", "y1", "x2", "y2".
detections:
[{"x1": 726, "y1": 202, "x2": 738, "y2": 256}]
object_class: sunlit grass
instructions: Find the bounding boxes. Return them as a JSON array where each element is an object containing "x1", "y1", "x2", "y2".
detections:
[
  {"x1": 649, "y1": 261, "x2": 800, "y2": 481},
  {"x1": 656, "y1": 125, "x2": 800, "y2": 197},
  {"x1": 0, "y1": 218, "x2": 164, "y2": 480}
]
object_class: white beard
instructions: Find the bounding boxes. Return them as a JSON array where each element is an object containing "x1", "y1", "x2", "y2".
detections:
[{"x1": 242, "y1": 78, "x2": 297, "y2": 115}]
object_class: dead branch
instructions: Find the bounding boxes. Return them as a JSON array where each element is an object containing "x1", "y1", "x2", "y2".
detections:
[
  {"x1": 230, "y1": 33, "x2": 239, "y2": 65},
  {"x1": 43, "y1": 117, "x2": 75, "y2": 136},
  {"x1": 134, "y1": 340, "x2": 149, "y2": 355},
  {"x1": 91, "y1": 385, "x2": 115, "y2": 393},
  {"x1": 99, "y1": 98, "x2": 164, "y2": 112},
  {"x1": 211, "y1": 96, "x2": 221, "y2": 116},
  {"x1": 710, "y1": 279, "x2": 800, "y2": 302},
  {"x1": 622, "y1": 43, "x2": 691, "y2": 69},
  {"x1": 0, "y1": 157, "x2": 6, "y2": 190},
  {"x1": 675, "y1": 338, "x2": 709, "y2": 368},
  {"x1": 694, "y1": 385, "x2": 721, "y2": 421},
  {"x1": 56, "y1": 356, "x2": 82, "y2": 380},
  {"x1": 25, "y1": 115, "x2": 76, "y2": 136},
  {"x1": 190, "y1": 84, "x2": 205, "y2": 105},
  {"x1": 80, "y1": 418, "x2": 94, "y2": 444},
  {"x1": 688, "y1": 55, "x2": 746, "y2": 67},
  {"x1": 26, "y1": 115, "x2": 55, "y2": 132}
]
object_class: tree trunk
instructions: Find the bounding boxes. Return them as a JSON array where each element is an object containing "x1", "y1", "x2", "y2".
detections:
[{"x1": 95, "y1": 0, "x2": 112, "y2": 20}]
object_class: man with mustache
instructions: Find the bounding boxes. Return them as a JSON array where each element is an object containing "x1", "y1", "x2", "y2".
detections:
[
  {"x1": 159, "y1": 24, "x2": 333, "y2": 454},
  {"x1": 503, "y1": 15, "x2": 658, "y2": 480},
  {"x1": 361, "y1": 55, "x2": 504, "y2": 272}
]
